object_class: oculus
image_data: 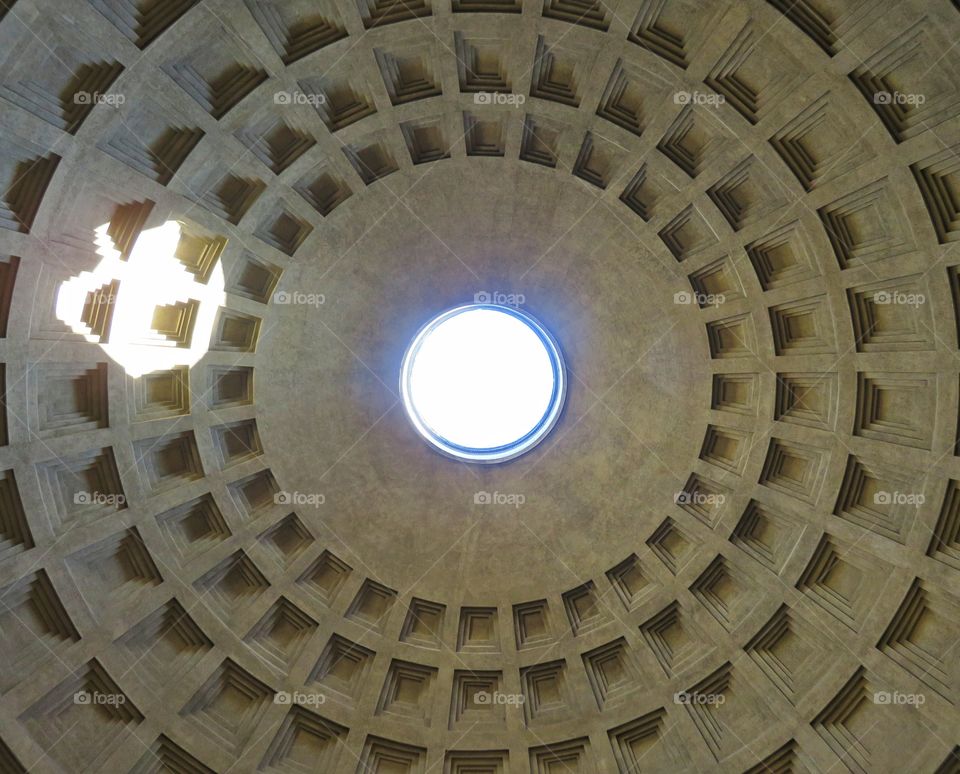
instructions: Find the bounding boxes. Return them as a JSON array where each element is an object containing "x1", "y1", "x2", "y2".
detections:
[{"x1": 400, "y1": 304, "x2": 566, "y2": 463}]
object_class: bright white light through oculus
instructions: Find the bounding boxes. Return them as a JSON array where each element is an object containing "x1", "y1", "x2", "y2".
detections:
[
  {"x1": 400, "y1": 304, "x2": 565, "y2": 463},
  {"x1": 55, "y1": 220, "x2": 225, "y2": 378}
]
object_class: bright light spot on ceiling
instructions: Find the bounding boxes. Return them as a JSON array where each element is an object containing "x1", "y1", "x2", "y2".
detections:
[
  {"x1": 400, "y1": 304, "x2": 565, "y2": 463},
  {"x1": 55, "y1": 220, "x2": 225, "y2": 378}
]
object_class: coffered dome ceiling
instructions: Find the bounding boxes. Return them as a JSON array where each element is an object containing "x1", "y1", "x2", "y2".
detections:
[{"x1": 0, "y1": 0, "x2": 959, "y2": 771}]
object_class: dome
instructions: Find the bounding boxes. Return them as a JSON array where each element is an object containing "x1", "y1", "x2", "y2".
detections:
[{"x1": 0, "y1": 0, "x2": 958, "y2": 771}]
